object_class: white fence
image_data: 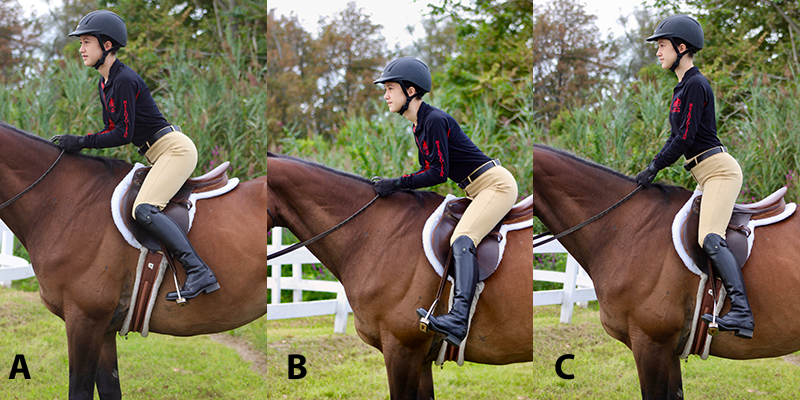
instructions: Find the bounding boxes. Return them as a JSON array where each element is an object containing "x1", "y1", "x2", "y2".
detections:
[
  {"x1": 267, "y1": 227, "x2": 597, "y2": 332},
  {"x1": 0, "y1": 219, "x2": 35, "y2": 287}
]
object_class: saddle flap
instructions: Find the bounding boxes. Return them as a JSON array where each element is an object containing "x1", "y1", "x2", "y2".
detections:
[
  {"x1": 432, "y1": 199, "x2": 502, "y2": 282},
  {"x1": 680, "y1": 188, "x2": 788, "y2": 272},
  {"x1": 121, "y1": 163, "x2": 230, "y2": 251}
]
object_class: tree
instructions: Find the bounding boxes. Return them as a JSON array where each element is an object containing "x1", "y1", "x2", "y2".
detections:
[
  {"x1": 615, "y1": 6, "x2": 669, "y2": 81},
  {"x1": 266, "y1": 9, "x2": 320, "y2": 140},
  {"x1": 432, "y1": 0, "x2": 533, "y2": 123},
  {"x1": 315, "y1": 2, "x2": 387, "y2": 134},
  {"x1": 653, "y1": 0, "x2": 800, "y2": 81},
  {"x1": 0, "y1": 0, "x2": 41, "y2": 84}
]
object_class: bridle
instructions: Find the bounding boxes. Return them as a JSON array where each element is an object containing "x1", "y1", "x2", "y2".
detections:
[
  {"x1": 267, "y1": 194, "x2": 380, "y2": 260},
  {"x1": 0, "y1": 149, "x2": 65, "y2": 211},
  {"x1": 532, "y1": 185, "x2": 643, "y2": 248}
]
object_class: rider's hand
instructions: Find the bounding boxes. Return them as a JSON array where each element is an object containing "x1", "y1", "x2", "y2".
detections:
[
  {"x1": 634, "y1": 163, "x2": 659, "y2": 187},
  {"x1": 374, "y1": 178, "x2": 400, "y2": 197},
  {"x1": 51, "y1": 135, "x2": 86, "y2": 152}
]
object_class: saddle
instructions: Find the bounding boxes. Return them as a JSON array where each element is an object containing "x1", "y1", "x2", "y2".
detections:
[
  {"x1": 121, "y1": 161, "x2": 231, "y2": 251},
  {"x1": 432, "y1": 197, "x2": 533, "y2": 281},
  {"x1": 680, "y1": 187, "x2": 787, "y2": 274}
]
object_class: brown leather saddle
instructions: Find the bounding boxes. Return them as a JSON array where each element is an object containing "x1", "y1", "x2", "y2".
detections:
[
  {"x1": 680, "y1": 188, "x2": 787, "y2": 274},
  {"x1": 122, "y1": 162, "x2": 231, "y2": 251},
  {"x1": 432, "y1": 197, "x2": 533, "y2": 281}
]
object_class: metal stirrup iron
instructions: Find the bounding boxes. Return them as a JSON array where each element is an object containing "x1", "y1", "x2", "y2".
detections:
[{"x1": 419, "y1": 251, "x2": 453, "y2": 333}]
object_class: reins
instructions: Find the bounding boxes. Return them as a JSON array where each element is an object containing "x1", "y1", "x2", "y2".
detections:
[
  {"x1": 0, "y1": 148, "x2": 66, "y2": 211},
  {"x1": 267, "y1": 194, "x2": 380, "y2": 260},
  {"x1": 532, "y1": 185, "x2": 643, "y2": 248}
]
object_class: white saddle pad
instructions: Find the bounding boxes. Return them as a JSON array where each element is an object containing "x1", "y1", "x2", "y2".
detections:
[
  {"x1": 671, "y1": 188, "x2": 796, "y2": 276},
  {"x1": 111, "y1": 163, "x2": 240, "y2": 249},
  {"x1": 422, "y1": 194, "x2": 534, "y2": 277}
]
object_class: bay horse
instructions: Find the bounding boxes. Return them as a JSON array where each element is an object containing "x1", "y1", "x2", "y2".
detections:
[
  {"x1": 0, "y1": 123, "x2": 270, "y2": 399},
  {"x1": 529, "y1": 144, "x2": 800, "y2": 399},
  {"x1": 266, "y1": 152, "x2": 533, "y2": 400}
]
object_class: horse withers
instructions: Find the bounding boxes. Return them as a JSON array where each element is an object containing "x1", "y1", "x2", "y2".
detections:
[
  {"x1": 266, "y1": 152, "x2": 533, "y2": 400},
  {"x1": 0, "y1": 123, "x2": 270, "y2": 400}
]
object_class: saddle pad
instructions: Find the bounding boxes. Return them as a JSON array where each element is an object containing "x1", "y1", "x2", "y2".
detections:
[
  {"x1": 111, "y1": 163, "x2": 240, "y2": 249},
  {"x1": 423, "y1": 194, "x2": 533, "y2": 279},
  {"x1": 672, "y1": 189, "x2": 797, "y2": 276}
]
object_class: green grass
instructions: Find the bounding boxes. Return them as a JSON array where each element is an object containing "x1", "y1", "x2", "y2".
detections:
[
  {"x1": 0, "y1": 288, "x2": 269, "y2": 400},
  {"x1": 230, "y1": 315, "x2": 534, "y2": 400},
  {"x1": 532, "y1": 304, "x2": 800, "y2": 399}
]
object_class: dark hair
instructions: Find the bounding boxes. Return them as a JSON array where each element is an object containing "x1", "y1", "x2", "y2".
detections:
[
  {"x1": 98, "y1": 34, "x2": 121, "y2": 54},
  {"x1": 403, "y1": 81, "x2": 426, "y2": 99}
]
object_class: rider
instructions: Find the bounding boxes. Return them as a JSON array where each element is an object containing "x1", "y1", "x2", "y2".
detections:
[
  {"x1": 372, "y1": 57, "x2": 518, "y2": 347},
  {"x1": 637, "y1": 15, "x2": 753, "y2": 338},
  {"x1": 52, "y1": 10, "x2": 220, "y2": 303}
]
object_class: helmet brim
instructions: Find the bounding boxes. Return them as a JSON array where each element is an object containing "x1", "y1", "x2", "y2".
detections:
[
  {"x1": 69, "y1": 28, "x2": 101, "y2": 37},
  {"x1": 373, "y1": 75, "x2": 405, "y2": 85}
]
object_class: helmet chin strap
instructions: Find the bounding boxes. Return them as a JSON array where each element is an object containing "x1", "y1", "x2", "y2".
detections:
[
  {"x1": 668, "y1": 38, "x2": 689, "y2": 72},
  {"x1": 92, "y1": 35, "x2": 110, "y2": 70},
  {"x1": 396, "y1": 82, "x2": 414, "y2": 116}
]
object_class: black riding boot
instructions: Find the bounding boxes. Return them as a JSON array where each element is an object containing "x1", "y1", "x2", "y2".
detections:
[
  {"x1": 134, "y1": 204, "x2": 220, "y2": 302},
  {"x1": 700, "y1": 233, "x2": 754, "y2": 339},
  {"x1": 416, "y1": 235, "x2": 479, "y2": 347}
]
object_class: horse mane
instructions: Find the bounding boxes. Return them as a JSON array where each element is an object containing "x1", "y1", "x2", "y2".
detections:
[
  {"x1": 0, "y1": 122, "x2": 130, "y2": 173},
  {"x1": 266, "y1": 151, "x2": 441, "y2": 205},
  {"x1": 532, "y1": 143, "x2": 687, "y2": 200}
]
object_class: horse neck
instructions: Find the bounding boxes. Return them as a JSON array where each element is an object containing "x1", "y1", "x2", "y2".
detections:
[
  {"x1": 269, "y1": 157, "x2": 437, "y2": 283},
  {"x1": 0, "y1": 130, "x2": 122, "y2": 249},
  {"x1": 531, "y1": 147, "x2": 666, "y2": 274}
]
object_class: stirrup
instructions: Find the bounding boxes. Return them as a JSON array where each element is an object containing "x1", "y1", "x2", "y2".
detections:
[{"x1": 418, "y1": 299, "x2": 438, "y2": 333}]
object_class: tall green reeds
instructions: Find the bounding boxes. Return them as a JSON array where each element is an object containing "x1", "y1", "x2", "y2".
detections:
[
  {"x1": 542, "y1": 76, "x2": 800, "y2": 202},
  {"x1": 0, "y1": 54, "x2": 266, "y2": 179},
  {"x1": 275, "y1": 86, "x2": 535, "y2": 200}
]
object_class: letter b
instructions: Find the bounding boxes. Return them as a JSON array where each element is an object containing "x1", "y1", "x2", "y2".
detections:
[{"x1": 288, "y1": 354, "x2": 306, "y2": 379}]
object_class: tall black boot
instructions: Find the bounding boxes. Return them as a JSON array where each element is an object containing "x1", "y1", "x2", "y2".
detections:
[
  {"x1": 134, "y1": 204, "x2": 220, "y2": 302},
  {"x1": 700, "y1": 233, "x2": 754, "y2": 339},
  {"x1": 416, "y1": 235, "x2": 479, "y2": 347}
]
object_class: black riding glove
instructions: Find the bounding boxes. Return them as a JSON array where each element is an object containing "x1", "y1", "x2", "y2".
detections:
[
  {"x1": 634, "y1": 162, "x2": 659, "y2": 187},
  {"x1": 51, "y1": 135, "x2": 86, "y2": 152},
  {"x1": 374, "y1": 178, "x2": 401, "y2": 197}
]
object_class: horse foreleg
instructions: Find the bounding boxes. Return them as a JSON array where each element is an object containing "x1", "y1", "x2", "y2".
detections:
[
  {"x1": 66, "y1": 311, "x2": 111, "y2": 400},
  {"x1": 631, "y1": 336, "x2": 684, "y2": 400},
  {"x1": 95, "y1": 331, "x2": 121, "y2": 400},
  {"x1": 418, "y1": 361, "x2": 434, "y2": 400},
  {"x1": 382, "y1": 337, "x2": 428, "y2": 400}
]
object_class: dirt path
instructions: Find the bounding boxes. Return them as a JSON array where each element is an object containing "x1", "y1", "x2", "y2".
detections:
[
  {"x1": 785, "y1": 354, "x2": 800, "y2": 368},
  {"x1": 210, "y1": 333, "x2": 269, "y2": 380}
]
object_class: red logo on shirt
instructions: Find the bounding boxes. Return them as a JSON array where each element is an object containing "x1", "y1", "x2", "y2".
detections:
[
  {"x1": 108, "y1": 98, "x2": 116, "y2": 113},
  {"x1": 421, "y1": 140, "x2": 429, "y2": 155},
  {"x1": 671, "y1": 98, "x2": 681, "y2": 113}
]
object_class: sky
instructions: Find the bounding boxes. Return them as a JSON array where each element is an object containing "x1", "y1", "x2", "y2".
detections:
[{"x1": 267, "y1": 0, "x2": 433, "y2": 49}]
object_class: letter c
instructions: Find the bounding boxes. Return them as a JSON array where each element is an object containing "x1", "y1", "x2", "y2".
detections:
[{"x1": 555, "y1": 354, "x2": 574, "y2": 380}]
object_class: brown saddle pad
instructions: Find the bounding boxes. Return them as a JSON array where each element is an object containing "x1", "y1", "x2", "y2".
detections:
[
  {"x1": 122, "y1": 162, "x2": 231, "y2": 251},
  {"x1": 681, "y1": 192, "x2": 786, "y2": 274},
  {"x1": 432, "y1": 198, "x2": 533, "y2": 282}
]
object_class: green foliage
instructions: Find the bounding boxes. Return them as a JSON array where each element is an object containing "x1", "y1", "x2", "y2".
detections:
[{"x1": 541, "y1": 74, "x2": 800, "y2": 202}]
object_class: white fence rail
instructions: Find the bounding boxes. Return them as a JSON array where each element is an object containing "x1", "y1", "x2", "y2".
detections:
[
  {"x1": 267, "y1": 227, "x2": 597, "y2": 332},
  {"x1": 0, "y1": 219, "x2": 35, "y2": 287}
]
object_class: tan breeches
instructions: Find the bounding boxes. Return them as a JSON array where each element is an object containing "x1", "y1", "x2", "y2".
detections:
[
  {"x1": 452, "y1": 165, "x2": 518, "y2": 247},
  {"x1": 688, "y1": 150, "x2": 743, "y2": 246},
  {"x1": 132, "y1": 131, "x2": 198, "y2": 219}
]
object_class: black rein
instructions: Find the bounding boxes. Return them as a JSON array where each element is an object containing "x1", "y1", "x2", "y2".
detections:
[
  {"x1": 0, "y1": 148, "x2": 66, "y2": 211},
  {"x1": 267, "y1": 194, "x2": 380, "y2": 260},
  {"x1": 532, "y1": 185, "x2": 643, "y2": 248}
]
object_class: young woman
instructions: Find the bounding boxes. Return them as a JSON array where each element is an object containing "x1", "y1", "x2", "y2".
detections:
[
  {"x1": 638, "y1": 15, "x2": 753, "y2": 338},
  {"x1": 51, "y1": 10, "x2": 219, "y2": 303},
  {"x1": 372, "y1": 57, "x2": 518, "y2": 347}
]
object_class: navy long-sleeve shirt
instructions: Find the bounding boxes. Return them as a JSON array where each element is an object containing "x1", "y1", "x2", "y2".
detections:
[
  {"x1": 652, "y1": 66, "x2": 722, "y2": 170},
  {"x1": 83, "y1": 59, "x2": 169, "y2": 149},
  {"x1": 398, "y1": 102, "x2": 492, "y2": 189}
]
